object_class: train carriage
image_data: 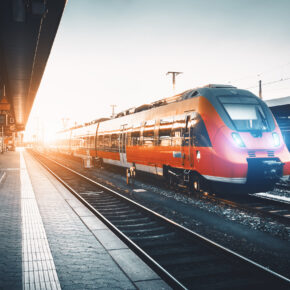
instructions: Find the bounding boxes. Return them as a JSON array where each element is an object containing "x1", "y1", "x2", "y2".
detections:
[
  {"x1": 266, "y1": 96, "x2": 290, "y2": 152},
  {"x1": 56, "y1": 84, "x2": 290, "y2": 193}
]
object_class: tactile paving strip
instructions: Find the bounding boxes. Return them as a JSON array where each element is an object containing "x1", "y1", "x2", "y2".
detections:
[{"x1": 20, "y1": 152, "x2": 61, "y2": 290}]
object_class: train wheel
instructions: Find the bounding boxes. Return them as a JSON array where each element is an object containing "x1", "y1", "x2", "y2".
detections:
[
  {"x1": 169, "y1": 175, "x2": 175, "y2": 188},
  {"x1": 164, "y1": 166, "x2": 173, "y2": 188}
]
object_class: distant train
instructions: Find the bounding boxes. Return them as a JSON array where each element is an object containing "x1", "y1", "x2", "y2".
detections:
[
  {"x1": 54, "y1": 84, "x2": 290, "y2": 193},
  {"x1": 266, "y1": 96, "x2": 290, "y2": 152}
]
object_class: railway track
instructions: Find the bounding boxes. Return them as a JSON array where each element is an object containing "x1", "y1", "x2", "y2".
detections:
[
  {"x1": 275, "y1": 180, "x2": 290, "y2": 191},
  {"x1": 29, "y1": 149, "x2": 290, "y2": 289},
  {"x1": 40, "y1": 151, "x2": 290, "y2": 228},
  {"x1": 201, "y1": 190, "x2": 290, "y2": 226}
]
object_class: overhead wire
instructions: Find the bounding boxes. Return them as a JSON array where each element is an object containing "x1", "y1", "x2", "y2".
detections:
[
  {"x1": 246, "y1": 76, "x2": 290, "y2": 89},
  {"x1": 226, "y1": 61, "x2": 290, "y2": 86}
]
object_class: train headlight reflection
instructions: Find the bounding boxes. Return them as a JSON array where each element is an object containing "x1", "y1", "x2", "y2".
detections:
[
  {"x1": 231, "y1": 132, "x2": 246, "y2": 148},
  {"x1": 272, "y1": 132, "x2": 280, "y2": 147}
]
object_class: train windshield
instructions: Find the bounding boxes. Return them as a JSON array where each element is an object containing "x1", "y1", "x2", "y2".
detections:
[{"x1": 219, "y1": 96, "x2": 269, "y2": 132}]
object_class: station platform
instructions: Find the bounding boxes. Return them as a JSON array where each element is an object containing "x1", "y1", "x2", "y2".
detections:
[{"x1": 0, "y1": 149, "x2": 170, "y2": 290}]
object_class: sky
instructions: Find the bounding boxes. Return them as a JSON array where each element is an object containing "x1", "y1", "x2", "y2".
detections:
[{"x1": 25, "y1": 0, "x2": 290, "y2": 142}]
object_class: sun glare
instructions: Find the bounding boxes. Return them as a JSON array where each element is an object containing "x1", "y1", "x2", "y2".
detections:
[{"x1": 23, "y1": 1, "x2": 290, "y2": 144}]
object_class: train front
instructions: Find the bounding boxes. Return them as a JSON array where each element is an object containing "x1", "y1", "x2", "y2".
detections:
[{"x1": 201, "y1": 87, "x2": 290, "y2": 192}]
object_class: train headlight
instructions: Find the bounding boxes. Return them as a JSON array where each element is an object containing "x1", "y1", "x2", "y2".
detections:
[
  {"x1": 231, "y1": 132, "x2": 246, "y2": 148},
  {"x1": 272, "y1": 132, "x2": 280, "y2": 147}
]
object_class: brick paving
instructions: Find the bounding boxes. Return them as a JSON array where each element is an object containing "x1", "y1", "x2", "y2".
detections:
[
  {"x1": 0, "y1": 153, "x2": 22, "y2": 290},
  {"x1": 25, "y1": 152, "x2": 136, "y2": 289},
  {"x1": 20, "y1": 151, "x2": 61, "y2": 290},
  {"x1": 0, "y1": 150, "x2": 170, "y2": 290}
]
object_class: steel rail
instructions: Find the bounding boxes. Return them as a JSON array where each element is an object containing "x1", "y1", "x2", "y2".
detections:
[
  {"x1": 29, "y1": 149, "x2": 290, "y2": 288},
  {"x1": 198, "y1": 191, "x2": 290, "y2": 226},
  {"x1": 29, "y1": 150, "x2": 185, "y2": 289},
  {"x1": 45, "y1": 151, "x2": 290, "y2": 225}
]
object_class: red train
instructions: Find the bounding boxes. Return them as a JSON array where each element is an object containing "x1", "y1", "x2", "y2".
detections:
[{"x1": 55, "y1": 84, "x2": 290, "y2": 193}]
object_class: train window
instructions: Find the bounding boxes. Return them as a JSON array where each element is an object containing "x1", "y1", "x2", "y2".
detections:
[
  {"x1": 143, "y1": 120, "x2": 155, "y2": 146},
  {"x1": 89, "y1": 136, "x2": 95, "y2": 148},
  {"x1": 172, "y1": 115, "x2": 185, "y2": 137},
  {"x1": 131, "y1": 124, "x2": 141, "y2": 146},
  {"x1": 223, "y1": 103, "x2": 269, "y2": 131},
  {"x1": 172, "y1": 115, "x2": 185, "y2": 146},
  {"x1": 126, "y1": 127, "x2": 132, "y2": 146},
  {"x1": 85, "y1": 136, "x2": 92, "y2": 148},
  {"x1": 97, "y1": 135, "x2": 104, "y2": 150},
  {"x1": 191, "y1": 113, "x2": 212, "y2": 147},
  {"x1": 74, "y1": 136, "x2": 84, "y2": 148},
  {"x1": 111, "y1": 133, "x2": 119, "y2": 152},
  {"x1": 219, "y1": 96, "x2": 271, "y2": 132},
  {"x1": 159, "y1": 117, "x2": 173, "y2": 146},
  {"x1": 103, "y1": 134, "x2": 111, "y2": 150},
  {"x1": 83, "y1": 136, "x2": 89, "y2": 148}
]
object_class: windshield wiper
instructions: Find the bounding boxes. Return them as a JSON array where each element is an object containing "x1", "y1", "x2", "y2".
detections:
[{"x1": 257, "y1": 106, "x2": 268, "y2": 130}]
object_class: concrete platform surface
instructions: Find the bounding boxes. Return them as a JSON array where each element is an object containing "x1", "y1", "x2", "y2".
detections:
[{"x1": 0, "y1": 149, "x2": 170, "y2": 290}]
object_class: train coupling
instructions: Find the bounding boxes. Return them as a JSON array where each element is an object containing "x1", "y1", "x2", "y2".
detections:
[
  {"x1": 247, "y1": 158, "x2": 284, "y2": 182},
  {"x1": 261, "y1": 160, "x2": 285, "y2": 180}
]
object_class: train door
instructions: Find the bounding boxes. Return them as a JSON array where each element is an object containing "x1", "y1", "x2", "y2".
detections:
[
  {"x1": 119, "y1": 124, "x2": 130, "y2": 167},
  {"x1": 95, "y1": 123, "x2": 100, "y2": 157},
  {"x1": 182, "y1": 114, "x2": 194, "y2": 168}
]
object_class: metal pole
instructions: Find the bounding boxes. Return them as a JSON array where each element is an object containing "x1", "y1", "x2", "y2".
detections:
[
  {"x1": 110, "y1": 105, "x2": 116, "y2": 118},
  {"x1": 259, "y1": 80, "x2": 262, "y2": 99},
  {"x1": 172, "y1": 74, "x2": 176, "y2": 91},
  {"x1": 166, "y1": 71, "x2": 183, "y2": 93},
  {"x1": 1, "y1": 126, "x2": 3, "y2": 154}
]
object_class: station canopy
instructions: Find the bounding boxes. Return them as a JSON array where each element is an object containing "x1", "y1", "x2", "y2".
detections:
[
  {"x1": 0, "y1": 0, "x2": 66, "y2": 134},
  {"x1": 266, "y1": 96, "x2": 290, "y2": 117}
]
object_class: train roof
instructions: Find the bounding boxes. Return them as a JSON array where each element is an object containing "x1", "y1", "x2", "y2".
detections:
[
  {"x1": 115, "y1": 84, "x2": 251, "y2": 116},
  {"x1": 190, "y1": 85, "x2": 256, "y2": 100},
  {"x1": 265, "y1": 96, "x2": 290, "y2": 117},
  {"x1": 265, "y1": 96, "x2": 290, "y2": 107},
  {"x1": 60, "y1": 84, "x2": 260, "y2": 133}
]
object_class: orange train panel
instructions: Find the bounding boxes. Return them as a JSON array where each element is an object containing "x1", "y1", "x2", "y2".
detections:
[
  {"x1": 126, "y1": 145, "x2": 215, "y2": 176},
  {"x1": 97, "y1": 150, "x2": 120, "y2": 161}
]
